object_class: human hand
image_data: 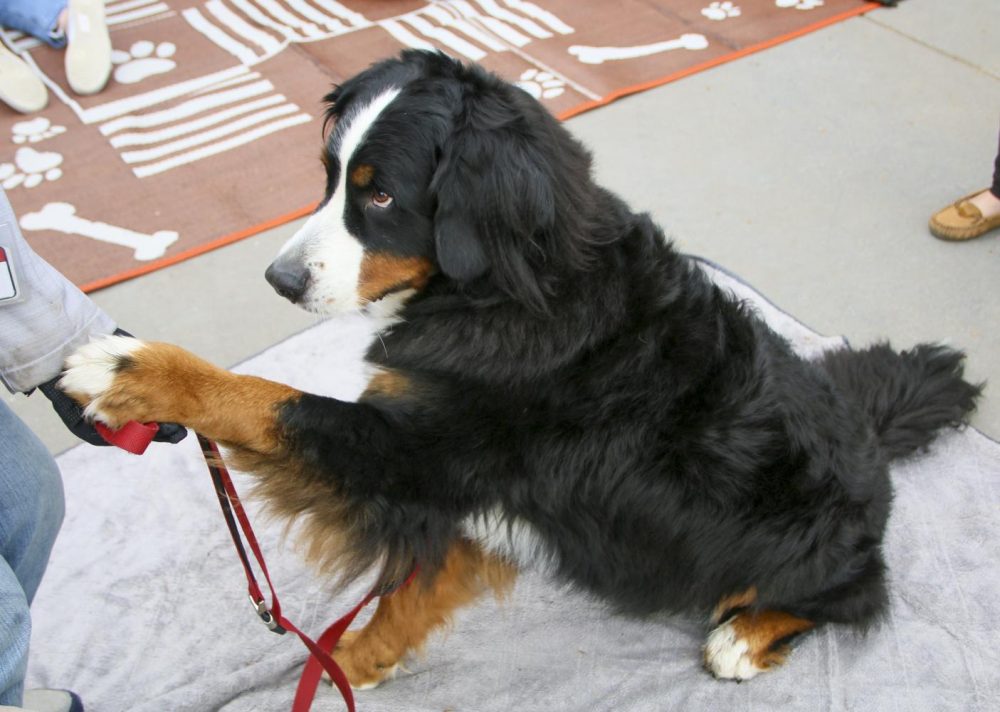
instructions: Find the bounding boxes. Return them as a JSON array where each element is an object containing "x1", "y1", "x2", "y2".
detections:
[
  {"x1": 38, "y1": 328, "x2": 188, "y2": 446},
  {"x1": 38, "y1": 376, "x2": 188, "y2": 445}
]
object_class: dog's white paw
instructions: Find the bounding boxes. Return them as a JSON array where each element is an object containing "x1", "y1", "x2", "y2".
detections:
[
  {"x1": 323, "y1": 660, "x2": 399, "y2": 691},
  {"x1": 350, "y1": 664, "x2": 398, "y2": 691},
  {"x1": 703, "y1": 620, "x2": 765, "y2": 681},
  {"x1": 328, "y1": 630, "x2": 403, "y2": 690},
  {"x1": 59, "y1": 335, "x2": 145, "y2": 422}
]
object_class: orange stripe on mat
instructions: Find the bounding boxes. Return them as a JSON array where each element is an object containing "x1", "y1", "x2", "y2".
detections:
[{"x1": 81, "y1": 1, "x2": 879, "y2": 294}]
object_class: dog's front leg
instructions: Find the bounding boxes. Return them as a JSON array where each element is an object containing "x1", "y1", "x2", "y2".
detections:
[
  {"x1": 334, "y1": 538, "x2": 517, "y2": 689},
  {"x1": 60, "y1": 335, "x2": 300, "y2": 455}
]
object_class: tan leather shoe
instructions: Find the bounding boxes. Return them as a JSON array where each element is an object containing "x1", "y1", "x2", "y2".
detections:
[{"x1": 929, "y1": 190, "x2": 1000, "y2": 241}]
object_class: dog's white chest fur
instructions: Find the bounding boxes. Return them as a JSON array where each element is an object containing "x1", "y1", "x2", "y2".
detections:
[{"x1": 461, "y1": 507, "x2": 553, "y2": 572}]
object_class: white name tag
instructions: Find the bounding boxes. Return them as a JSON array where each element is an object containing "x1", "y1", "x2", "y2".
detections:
[{"x1": 0, "y1": 243, "x2": 21, "y2": 304}]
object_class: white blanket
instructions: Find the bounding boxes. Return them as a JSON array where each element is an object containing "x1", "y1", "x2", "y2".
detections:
[{"x1": 27, "y1": 262, "x2": 1000, "y2": 711}]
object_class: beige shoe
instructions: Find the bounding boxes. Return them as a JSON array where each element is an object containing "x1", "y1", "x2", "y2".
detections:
[
  {"x1": 65, "y1": 0, "x2": 112, "y2": 95},
  {"x1": 929, "y1": 189, "x2": 1000, "y2": 241},
  {"x1": 0, "y1": 42, "x2": 48, "y2": 113}
]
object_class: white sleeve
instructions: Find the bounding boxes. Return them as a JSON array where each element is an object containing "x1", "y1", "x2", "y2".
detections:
[{"x1": 0, "y1": 189, "x2": 115, "y2": 393}]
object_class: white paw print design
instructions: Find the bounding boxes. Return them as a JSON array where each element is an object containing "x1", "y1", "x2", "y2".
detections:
[
  {"x1": 515, "y1": 68, "x2": 566, "y2": 100},
  {"x1": 11, "y1": 117, "x2": 66, "y2": 144},
  {"x1": 702, "y1": 2, "x2": 741, "y2": 21},
  {"x1": 0, "y1": 147, "x2": 63, "y2": 189},
  {"x1": 112, "y1": 41, "x2": 177, "y2": 84},
  {"x1": 776, "y1": 0, "x2": 824, "y2": 9}
]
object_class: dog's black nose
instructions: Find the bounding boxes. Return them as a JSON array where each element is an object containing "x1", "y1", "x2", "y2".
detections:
[{"x1": 265, "y1": 262, "x2": 310, "y2": 303}]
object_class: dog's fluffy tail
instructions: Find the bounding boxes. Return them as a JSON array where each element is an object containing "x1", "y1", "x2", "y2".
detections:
[{"x1": 821, "y1": 342, "x2": 983, "y2": 460}]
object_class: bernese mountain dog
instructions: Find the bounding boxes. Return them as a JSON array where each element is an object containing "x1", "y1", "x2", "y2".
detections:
[{"x1": 60, "y1": 50, "x2": 980, "y2": 688}]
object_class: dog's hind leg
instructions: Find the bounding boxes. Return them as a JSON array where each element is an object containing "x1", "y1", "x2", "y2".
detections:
[
  {"x1": 703, "y1": 605, "x2": 815, "y2": 681},
  {"x1": 334, "y1": 538, "x2": 517, "y2": 690},
  {"x1": 703, "y1": 553, "x2": 888, "y2": 681}
]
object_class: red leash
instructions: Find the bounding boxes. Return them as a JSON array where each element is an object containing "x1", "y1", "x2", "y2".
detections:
[
  {"x1": 98, "y1": 421, "x2": 414, "y2": 711},
  {"x1": 198, "y1": 433, "x2": 372, "y2": 712}
]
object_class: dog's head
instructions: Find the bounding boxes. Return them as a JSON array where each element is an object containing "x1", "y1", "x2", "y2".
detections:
[{"x1": 266, "y1": 50, "x2": 597, "y2": 318}]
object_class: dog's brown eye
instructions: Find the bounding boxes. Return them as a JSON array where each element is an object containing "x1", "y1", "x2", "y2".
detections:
[{"x1": 372, "y1": 191, "x2": 393, "y2": 208}]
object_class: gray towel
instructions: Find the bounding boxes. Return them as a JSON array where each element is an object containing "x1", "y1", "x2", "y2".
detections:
[{"x1": 26, "y1": 261, "x2": 1000, "y2": 711}]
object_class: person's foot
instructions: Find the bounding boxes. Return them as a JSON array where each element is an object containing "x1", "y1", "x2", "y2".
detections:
[
  {"x1": 929, "y1": 188, "x2": 1000, "y2": 241},
  {"x1": 0, "y1": 43, "x2": 48, "y2": 113},
  {"x1": 968, "y1": 188, "x2": 1000, "y2": 218},
  {"x1": 0, "y1": 689, "x2": 83, "y2": 712},
  {"x1": 64, "y1": 0, "x2": 112, "y2": 95}
]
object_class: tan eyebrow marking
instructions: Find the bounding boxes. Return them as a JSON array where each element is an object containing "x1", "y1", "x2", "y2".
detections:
[{"x1": 351, "y1": 163, "x2": 375, "y2": 187}]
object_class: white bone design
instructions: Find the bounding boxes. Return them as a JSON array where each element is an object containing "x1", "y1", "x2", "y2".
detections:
[
  {"x1": 568, "y1": 33, "x2": 709, "y2": 64},
  {"x1": 20, "y1": 203, "x2": 179, "y2": 261}
]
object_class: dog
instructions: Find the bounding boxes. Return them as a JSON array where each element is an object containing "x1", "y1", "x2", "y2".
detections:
[{"x1": 60, "y1": 50, "x2": 980, "y2": 688}]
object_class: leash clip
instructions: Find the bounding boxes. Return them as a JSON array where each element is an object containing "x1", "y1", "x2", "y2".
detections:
[{"x1": 250, "y1": 594, "x2": 287, "y2": 635}]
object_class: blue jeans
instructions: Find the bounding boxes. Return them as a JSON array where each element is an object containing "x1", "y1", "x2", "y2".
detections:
[
  {"x1": 0, "y1": 400, "x2": 65, "y2": 706},
  {"x1": 0, "y1": 0, "x2": 69, "y2": 48}
]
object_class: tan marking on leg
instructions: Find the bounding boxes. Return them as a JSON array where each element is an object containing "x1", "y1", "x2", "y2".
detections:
[
  {"x1": 351, "y1": 163, "x2": 374, "y2": 187},
  {"x1": 731, "y1": 610, "x2": 815, "y2": 669},
  {"x1": 711, "y1": 586, "x2": 758, "y2": 624},
  {"x1": 73, "y1": 341, "x2": 300, "y2": 454},
  {"x1": 358, "y1": 252, "x2": 433, "y2": 304},
  {"x1": 334, "y1": 538, "x2": 517, "y2": 689}
]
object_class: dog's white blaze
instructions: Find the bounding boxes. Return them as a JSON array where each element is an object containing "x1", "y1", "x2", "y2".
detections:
[
  {"x1": 703, "y1": 620, "x2": 764, "y2": 680},
  {"x1": 462, "y1": 507, "x2": 554, "y2": 572},
  {"x1": 276, "y1": 87, "x2": 402, "y2": 314},
  {"x1": 59, "y1": 335, "x2": 145, "y2": 424}
]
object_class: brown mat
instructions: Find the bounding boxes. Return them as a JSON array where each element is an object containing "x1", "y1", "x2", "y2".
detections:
[{"x1": 0, "y1": 0, "x2": 876, "y2": 292}]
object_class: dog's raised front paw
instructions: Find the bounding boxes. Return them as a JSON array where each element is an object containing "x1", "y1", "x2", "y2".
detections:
[
  {"x1": 60, "y1": 335, "x2": 149, "y2": 427},
  {"x1": 60, "y1": 335, "x2": 205, "y2": 429}
]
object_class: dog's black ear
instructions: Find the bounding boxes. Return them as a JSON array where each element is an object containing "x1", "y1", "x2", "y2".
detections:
[
  {"x1": 431, "y1": 82, "x2": 556, "y2": 311},
  {"x1": 431, "y1": 128, "x2": 493, "y2": 282},
  {"x1": 433, "y1": 206, "x2": 490, "y2": 282}
]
